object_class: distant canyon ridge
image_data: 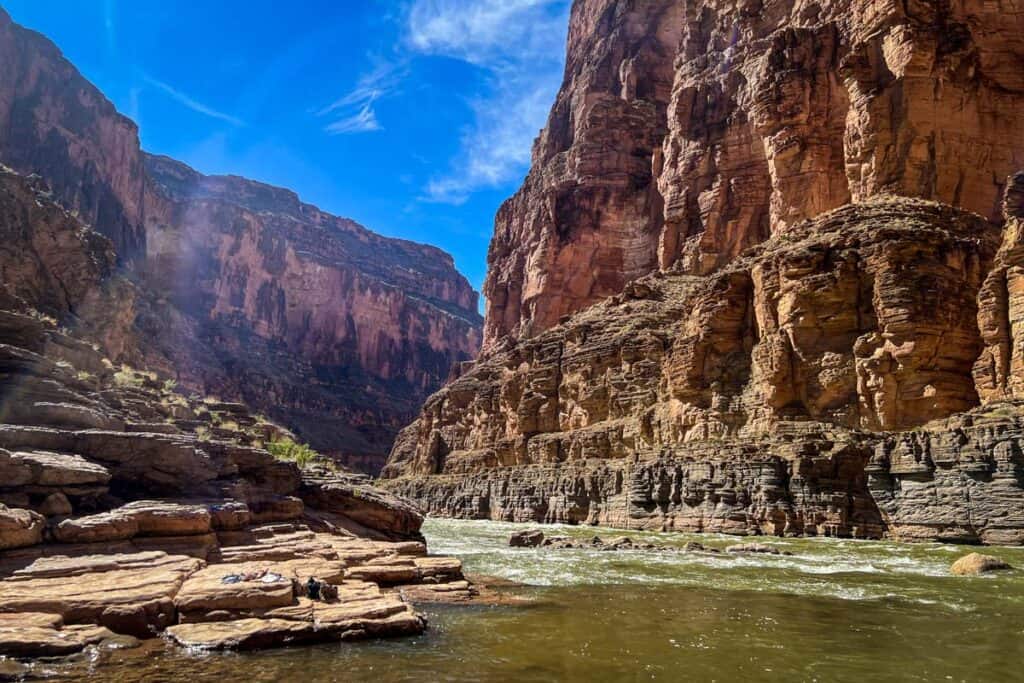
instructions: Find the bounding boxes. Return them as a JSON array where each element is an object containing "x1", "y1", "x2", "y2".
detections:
[{"x1": 0, "y1": 8, "x2": 482, "y2": 473}]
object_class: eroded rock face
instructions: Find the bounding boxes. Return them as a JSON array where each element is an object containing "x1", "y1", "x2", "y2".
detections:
[
  {"x1": 387, "y1": 196, "x2": 1024, "y2": 544},
  {"x1": 138, "y1": 156, "x2": 482, "y2": 471},
  {"x1": 0, "y1": 10, "x2": 483, "y2": 473},
  {"x1": 387, "y1": 201, "x2": 998, "y2": 479},
  {"x1": 386, "y1": 0, "x2": 1024, "y2": 545},
  {"x1": 0, "y1": 9, "x2": 145, "y2": 257},
  {"x1": 975, "y1": 173, "x2": 1024, "y2": 402},
  {"x1": 866, "y1": 408, "x2": 1024, "y2": 545},
  {"x1": 389, "y1": 431, "x2": 884, "y2": 538},
  {"x1": 483, "y1": 0, "x2": 1024, "y2": 348},
  {"x1": 0, "y1": 279, "x2": 474, "y2": 661}
]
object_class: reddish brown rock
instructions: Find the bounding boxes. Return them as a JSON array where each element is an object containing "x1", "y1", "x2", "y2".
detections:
[
  {"x1": 0, "y1": 504, "x2": 44, "y2": 550},
  {"x1": 385, "y1": 0, "x2": 1024, "y2": 546},
  {"x1": 975, "y1": 173, "x2": 1024, "y2": 401},
  {"x1": 0, "y1": 10, "x2": 483, "y2": 473},
  {"x1": 483, "y1": 0, "x2": 1024, "y2": 349},
  {"x1": 0, "y1": 9, "x2": 145, "y2": 257},
  {"x1": 137, "y1": 155, "x2": 482, "y2": 472},
  {"x1": 387, "y1": 200, "x2": 999, "y2": 480}
]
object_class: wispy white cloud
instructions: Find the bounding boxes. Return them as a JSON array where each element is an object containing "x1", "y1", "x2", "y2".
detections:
[
  {"x1": 408, "y1": 0, "x2": 568, "y2": 66},
  {"x1": 407, "y1": 0, "x2": 571, "y2": 203},
  {"x1": 143, "y1": 74, "x2": 245, "y2": 127},
  {"x1": 317, "y1": 59, "x2": 405, "y2": 135},
  {"x1": 422, "y1": 70, "x2": 560, "y2": 205},
  {"x1": 324, "y1": 103, "x2": 381, "y2": 135}
]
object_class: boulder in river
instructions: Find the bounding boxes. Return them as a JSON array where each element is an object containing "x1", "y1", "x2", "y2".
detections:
[
  {"x1": 509, "y1": 530, "x2": 545, "y2": 547},
  {"x1": 950, "y1": 553, "x2": 1012, "y2": 576}
]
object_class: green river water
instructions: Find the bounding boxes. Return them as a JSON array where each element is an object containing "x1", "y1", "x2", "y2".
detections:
[{"x1": 32, "y1": 519, "x2": 1024, "y2": 682}]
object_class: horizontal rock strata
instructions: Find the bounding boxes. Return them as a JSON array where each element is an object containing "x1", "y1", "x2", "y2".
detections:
[
  {"x1": 0, "y1": 266, "x2": 472, "y2": 661},
  {"x1": 483, "y1": 0, "x2": 1024, "y2": 349},
  {"x1": 385, "y1": 0, "x2": 1024, "y2": 546},
  {"x1": 0, "y1": 9, "x2": 483, "y2": 473},
  {"x1": 386, "y1": 194, "x2": 1024, "y2": 544}
]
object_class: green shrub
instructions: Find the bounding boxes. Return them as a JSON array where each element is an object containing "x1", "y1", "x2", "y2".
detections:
[
  {"x1": 113, "y1": 368, "x2": 144, "y2": 388},
  {"x1": 267, "y1": 438, "x2": 319, "y2": 468}
]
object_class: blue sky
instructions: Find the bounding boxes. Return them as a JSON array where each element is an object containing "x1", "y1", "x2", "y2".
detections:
[{"x1": 2, "y1": 0, "x2": 572, "y2": 305}]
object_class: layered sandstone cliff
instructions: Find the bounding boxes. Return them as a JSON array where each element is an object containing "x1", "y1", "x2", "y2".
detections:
[
  {"x1": 0, "y1": 8, "x2": 482, "y2": 471},
  {"x1": 483, "y1": 0, "x2": 1024, "y2": 349},
  {"x1": 133, "y1": 155, "x2": 481, "y2": 469},
  {"x1": 0, "y1": 169, "x2": 474, "y2": 664},
  {"x1": 0, "y1": 11, "x2": 145, "y2": 258},
  {"x1": 385, "y1": 0, "x2": 1024, "y2": 544}
]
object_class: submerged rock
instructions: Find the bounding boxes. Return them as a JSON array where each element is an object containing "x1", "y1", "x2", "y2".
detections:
[
  {"x1": 516, "y1": 532, "x2": 722, "y2": 555},
  {"x1": 950, "y1": 553, "x2": 1013, "y2": 576},
  {"x1": 726, "y1": 543, "x2": 793, "y2": 557}
]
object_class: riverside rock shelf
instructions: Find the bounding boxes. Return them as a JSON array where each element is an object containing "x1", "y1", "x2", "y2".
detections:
[{"x1": 0, "y1": 259, "x2": 472, "y2": 662}]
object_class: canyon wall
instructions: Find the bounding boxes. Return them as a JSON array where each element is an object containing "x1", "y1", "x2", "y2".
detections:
[
  {"x1": 135, "y1": 155, "x2": 482, "y2": 469},
  {"x1": 0, "y1": 10, "x2": 146, "y2": 258},
  {"x1": 385, "y1": 0, "x2": 1024, "y2": 543},
  {"x1": 483, "y1": 0, "x2": 1024, "y2": 350},
  {"x1": 0, "y1": 8, "x2": 482, "y2": 472}
]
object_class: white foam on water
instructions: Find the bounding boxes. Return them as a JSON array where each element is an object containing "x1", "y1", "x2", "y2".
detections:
[{"x1": 422, "y1": 518, "x2": 1024, "y2": 609}]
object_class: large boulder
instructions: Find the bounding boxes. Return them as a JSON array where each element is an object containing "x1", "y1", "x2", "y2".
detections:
[
  {"x1": 52, "y1": 501, "x2": 214, "y2": 543},
  {"x1": 509, "y1": 529, "x2": 545, "y2": 547},
  {"x1": 951, "y1": 553, "x2": 1013, "y2": 576},
  {"x1": 0, "y1": 504, "x2": 44, "y2": 549},
  {"x1": 299, "y1": 467, "x2": 423, "y2": 541}
]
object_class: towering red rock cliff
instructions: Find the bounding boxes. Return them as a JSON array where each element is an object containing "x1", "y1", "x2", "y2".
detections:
[
  {"x1": 385, "y1": 0, "x2": 1024, "y2": 544},
  {"x1": 135, "y1": 156, "x2": 482, "y2": 468},
  {"x1": 0, "y1": 10, "x2": 146, "y2": 258},
  {"x1": 0, "y1": 8, "x2": 482, "y2": 472},
  {"x1": 483, "y1": 0, "x2": 1024, "y2": 349}
]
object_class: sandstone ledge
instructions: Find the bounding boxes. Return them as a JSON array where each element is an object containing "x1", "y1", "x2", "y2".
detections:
[{"x1": 0, "y1": 520, "x2": 472, "y2": 659}]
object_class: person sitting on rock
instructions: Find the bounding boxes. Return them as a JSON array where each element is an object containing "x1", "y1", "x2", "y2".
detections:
[{"x1": 306, "y1": 576, "x2": 322, "y2": 601}]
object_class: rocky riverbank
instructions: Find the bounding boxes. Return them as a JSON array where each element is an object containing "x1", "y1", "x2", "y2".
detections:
[{"x1": 0, "y1": 177, "x2": 473, "y2": 671}]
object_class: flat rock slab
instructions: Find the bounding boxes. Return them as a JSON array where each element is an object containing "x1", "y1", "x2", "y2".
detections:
[
  {"x1": 117, "y1": 501, "x2": 212, "y2": 536},
  {"x1": 399, "y1": 580, "x2": 477, "y2": 603},
  {"x1": 0, "y1": 551, "x2": 201, "y2": 637},
  {"x1": 53, "y1": 501, "x2": 212, "y2": 544},
  {"x1": 166, "y1": 617, "x2": 318, "y2": 651},
  {"x1": 0, "y1": 612, "x2": 137, "y2": 658},
  {"x1": 345, "y1": 555, "x2": 464, "y2": 585},
  {"x1": 0, "y1": 524, "x2": 468, "y2": 657},
  {"x1": 166, "y1": 594, "x2": 424, "y2": 651},
  {"x1": 8, "y1": 449, "x2": 111, "y2": 486},
  {"x1": 174, "y1": 563, "x2": 297, "y2": 615}
]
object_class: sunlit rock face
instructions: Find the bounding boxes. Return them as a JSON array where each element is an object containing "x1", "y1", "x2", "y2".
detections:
[
  {"x1": 0, "y1": 10, "x2": 146, "y2": 258},
  {"x1": 483, "y1": 0, "x2": 1024, "y2": 349},
  {"x1": 0, "y1": 8, "x2": 482, "y2": 473},
  {"x1": 137, "y1": 156, "x2": 482, "y2": 471},
  {"x1": 385, "y1": 0, "x2": 1024, "y2": 543}
]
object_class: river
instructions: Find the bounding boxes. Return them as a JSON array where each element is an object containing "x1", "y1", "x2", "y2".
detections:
[{"x1": 37, "y1": 518, "x2": 1024, "y2": 682}]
